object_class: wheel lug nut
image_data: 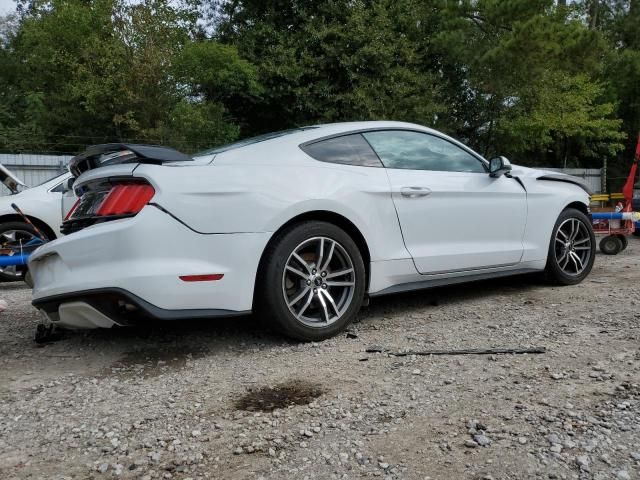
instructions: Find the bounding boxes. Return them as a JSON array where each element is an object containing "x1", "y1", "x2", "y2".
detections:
[
  {"x1": 321, "y1": 271, "x2": 326, "y2": 277},
  {"x1": 306, "y1": 280, "x2": 311, "y2": 285},
  {"x1": 313, "y1": 288, "x2": 317, "y2": 293},
  {"x1": 322, "y1": 284, "x2": 327, "y2": 289},
  {"x1": 312, "y1": 269, "x2": 317, "y2": 274}
]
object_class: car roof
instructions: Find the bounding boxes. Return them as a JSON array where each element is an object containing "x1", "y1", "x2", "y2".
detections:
[
  {"x1": 206, "y1": 121, "x2": 482, "y2": 166},
  {"x1": 293, "y1": 121, "x2": 436, "y2": 143}
]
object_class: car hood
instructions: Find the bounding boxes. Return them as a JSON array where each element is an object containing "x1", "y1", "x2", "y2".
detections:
[
  {"x1": 510, "y1": 164, "x2": 593, "y2": 195},
  {"x1": 0, "y1": 188, "x2": 34, "y2": 214},
  {"x1": 0, "y1": 163, "x2": 26, "y2": 194}
]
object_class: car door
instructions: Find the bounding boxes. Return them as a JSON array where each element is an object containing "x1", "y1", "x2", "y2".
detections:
[{"x1": 362, "y1": 129, "x2": 527, "y2": 274}]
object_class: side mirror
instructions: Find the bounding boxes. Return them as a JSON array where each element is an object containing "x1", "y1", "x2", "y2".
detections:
[
  {"x1": 64, "y1": 177, "x2": 76, "y2": 193},
  {"x1": 489, "y1": 156, "x2": 512, "y2": 178}
]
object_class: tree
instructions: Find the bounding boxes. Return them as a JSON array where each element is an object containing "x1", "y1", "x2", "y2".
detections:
[
  {"x1": 584, "y1": 0, "x2": 640, "y2": 185},
  {"x1": 0, "y1": 0, "x2": 632, "y2": 170},
  {"x1": 429, "y1": 0, "x2": 624, "y2": 165},
  {"x1": 0, "y1": 0, "x2": 255, "y2": 153},
  {"x1": 215, "y1": 0, "x2": 442, "y2": 134}
]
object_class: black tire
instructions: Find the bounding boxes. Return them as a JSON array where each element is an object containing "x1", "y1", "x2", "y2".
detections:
[
  {"x1": 616, "y1": 234, "x2": 628, "y2": 251},
  {"x1": 257, "y1": 221, "x2": 366, "y2": 341},
  {"x1": 545, "y1": 208, "x2": 596, "y2": 285},
  {"x1": 0, "y1": 222, "x2": 46, "y2": 283},
  {"x1": 600, "y1": 235, "x2": 623, "y2": 255}
]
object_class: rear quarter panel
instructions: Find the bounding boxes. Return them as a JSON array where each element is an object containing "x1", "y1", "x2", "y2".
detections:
[{"x1": 133, "y1": 157, "x2": 409, "y2": 263}]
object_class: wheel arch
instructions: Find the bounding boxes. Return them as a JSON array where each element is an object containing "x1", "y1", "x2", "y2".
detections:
[
  {"x1": 563, "y1": 201, "x2": 590, "y2": 217},
  {"x1": 0, "y1": 214, "x2": 57, "y2": 240},
  {"x1": 253, "y1": 210, "x2": 371, "y2": 308}
]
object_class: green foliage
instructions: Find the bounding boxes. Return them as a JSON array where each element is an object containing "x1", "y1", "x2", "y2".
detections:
[
  {"x1": 0, "y1": 0, "x2": 250, "y2": 153},
  {"x1": 0, "y1": 0, "x2": 637, "y2": 174},
  {"x1": 429, "y1": 0, "x2": 623, "y2": 165},
  {"x1": 161, "y1": 100, "x2": 239, "y2": 154},
  {"x1": 496, "y1": 72, "x2": 624, "y2": 165},
  {"x1": 217, "y1": 0, "x2": 442, "y2": 133}
]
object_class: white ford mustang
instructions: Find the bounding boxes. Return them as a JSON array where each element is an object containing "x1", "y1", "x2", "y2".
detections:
[{"x1": 29, "y1": 121, "x2": 595, "y2": 340}]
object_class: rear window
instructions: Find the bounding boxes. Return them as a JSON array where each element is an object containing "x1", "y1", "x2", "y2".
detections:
[
  {"x1": 196, "y1": 127, "x2": 318, "y2": 156},
  {"x1": 300, "y1": 134, "x2": 383, "y2": 167}
]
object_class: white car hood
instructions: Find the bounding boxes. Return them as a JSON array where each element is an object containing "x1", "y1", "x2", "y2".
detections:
[
  {"x1": 0, "y1": 188, "x2": 39, "y2": 214},
  {"x1": 510, "y1": 164, "x2": 593, "y2": 194}
]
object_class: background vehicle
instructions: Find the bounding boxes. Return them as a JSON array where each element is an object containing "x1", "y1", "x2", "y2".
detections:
[
  {"x1": 0, "y1": 170, "x2": 73, "y2": 281},
  {"x1": 30, "y1": 122, "x2": 595, "y2": 340}
]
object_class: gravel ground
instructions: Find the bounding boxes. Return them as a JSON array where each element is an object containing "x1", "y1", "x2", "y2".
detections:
[{"x1": 1, "y1": 241, "x2": 639, "y2": 480}]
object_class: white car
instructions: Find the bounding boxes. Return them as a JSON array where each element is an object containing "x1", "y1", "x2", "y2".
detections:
[
  {"x1": 0, "y1": 170, "x2": 73, "y2": 282},
  {"x1": 29, "y1": 121, "x2": 595, "y2": 340}
]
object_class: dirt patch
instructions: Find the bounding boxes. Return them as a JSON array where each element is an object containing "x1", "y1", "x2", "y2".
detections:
[{"x1": 234, "y1": 379, "x2": 325, "y2": 412}]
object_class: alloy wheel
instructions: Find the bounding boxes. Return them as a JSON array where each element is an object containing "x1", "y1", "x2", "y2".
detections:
[
  {"x1": 282, "y1": 236, "x2": 356, "y2": 327},
  {"x1": 554, "y1": 218, "x2": 592, "y2": 276},
  {"x1": 0, "y1": 229, "x2": 37, "y2": 278}
]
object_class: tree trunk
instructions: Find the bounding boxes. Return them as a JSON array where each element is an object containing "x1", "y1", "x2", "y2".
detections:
[{"x1": 588, "y1": 0, "x2": 599, "y2": 29}]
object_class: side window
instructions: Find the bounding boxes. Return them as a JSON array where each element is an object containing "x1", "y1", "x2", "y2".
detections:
[
  {"x1": 362, "y1": 130, "x2": 486, "y2": 173},
  {"x1": 50, "y1": 182, "x2": 66, "y2": 193},
  {"x1": 300, "y1": 134, "x2": 383, "y2": 167}
]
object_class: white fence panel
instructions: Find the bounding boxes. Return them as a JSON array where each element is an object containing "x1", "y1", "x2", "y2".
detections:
[{"x1": 0, "y1": 154, "x2": 72, "y2": 196}]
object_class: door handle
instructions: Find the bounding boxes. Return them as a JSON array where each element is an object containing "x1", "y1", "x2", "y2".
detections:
[{"x1": 400, "y1": 187, "x2": 432, "y2": 198}]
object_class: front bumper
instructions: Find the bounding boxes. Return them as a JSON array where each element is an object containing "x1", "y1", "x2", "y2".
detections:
[{"x1": 29, "y1": 205, "x2": 271, "y2": 328}]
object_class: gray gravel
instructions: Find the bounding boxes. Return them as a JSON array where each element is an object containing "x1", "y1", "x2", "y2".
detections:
[{"x1": 1, "y1": 241, "x2": 640, "y2": 479}]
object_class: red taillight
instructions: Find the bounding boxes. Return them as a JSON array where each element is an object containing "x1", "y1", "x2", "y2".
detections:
[
  {"x1": 64, "y1": 199, "x2": 81, "y2": 221},
  {"x1": 96, "y1": 184, "x2": 155, "y2": 216}
]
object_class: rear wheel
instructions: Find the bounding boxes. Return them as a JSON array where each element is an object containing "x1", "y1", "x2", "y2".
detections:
[
  {"x1": 0, "y1": 222, "x2": 45, "y2": 282},
  {"x1": 600, "y1": 235, "x2": 623, "y2": 255},
  {"x1": 257, "y1": 221, "x2": 366, "y2": 341},
  {"x1": 545, "y1": 208, "x2": 595, "y2": 285}
]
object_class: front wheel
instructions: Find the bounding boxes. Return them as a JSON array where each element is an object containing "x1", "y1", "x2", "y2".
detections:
[
  {"x1": 0, "y1": 222, "x2": 46, "y2": 283},
  {"x1": 257, "y1": 221, "x2": 366, "y2": 341},
  {"x1": 545, "y1": 208, "x2": 595, "y2": 285}
]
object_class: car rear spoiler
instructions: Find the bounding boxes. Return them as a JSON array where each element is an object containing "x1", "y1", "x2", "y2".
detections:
[
  {"x1": 69, "y1": 144, "x2": 193, "y2": 177},
  {"x1": 0, "y1": 163, "x2": 27, "y2": 194}
]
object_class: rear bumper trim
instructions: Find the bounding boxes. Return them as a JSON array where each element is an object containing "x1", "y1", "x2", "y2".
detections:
[{"x1": 33, "y1": 287, "x2": 250, "y2": 325}]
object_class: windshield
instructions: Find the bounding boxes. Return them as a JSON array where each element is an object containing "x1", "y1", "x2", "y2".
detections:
[
  {"x1": 195, "y1": 127, "x2": 318, "y2": 157},
  {"x1": 33, "y1": 171, "x2": 69, "y2": 189}
]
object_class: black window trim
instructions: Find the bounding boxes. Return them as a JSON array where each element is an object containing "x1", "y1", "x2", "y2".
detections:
[{"x1": 299, "y1": 127, "x2": 488, "y2": 173}]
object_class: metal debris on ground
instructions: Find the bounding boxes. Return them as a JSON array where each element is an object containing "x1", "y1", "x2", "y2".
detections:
[{"x1": 365, "y1": 346, "x2": 546, "y2": 356}]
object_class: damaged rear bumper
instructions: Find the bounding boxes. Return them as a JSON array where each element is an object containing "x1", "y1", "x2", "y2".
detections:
[
  {"x1": 29, "y1": 205, "x2": 270, "y2": 329},
  {"x1": 34, "y1": 288, "x2": 248, "y2": 329}
]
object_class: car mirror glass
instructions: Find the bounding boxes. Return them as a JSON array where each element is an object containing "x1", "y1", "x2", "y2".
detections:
[{"x1": 489, "y1": 156, "x2": 512, "y2": 178}]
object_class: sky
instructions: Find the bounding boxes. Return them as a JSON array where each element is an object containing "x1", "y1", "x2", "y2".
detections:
[{"x1": 0, "y1": 0, "x2": 15, "y2": 15}]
